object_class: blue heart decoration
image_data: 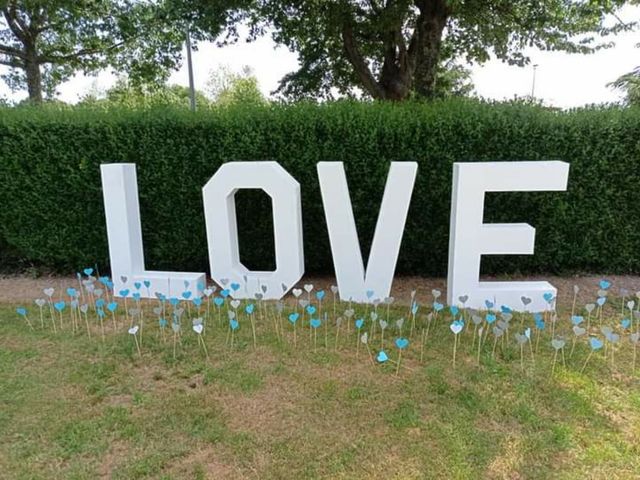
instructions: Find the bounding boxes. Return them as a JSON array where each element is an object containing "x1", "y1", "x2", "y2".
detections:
[
  {"x1": 182, "y1": 291, "x2": 192, "y2": 300},
  {"x1": 214, "y1": 297, "x2": 224, "y2": 307},
  {"x1": 589, "y1": 337, "x2": 604, "y2": 350},
  {"x1": 411, "y1": 302, "x2": 419, "y2": 315},
  {"x1": 230, "y1": 283, "x2": 241, "y2": 291},
  {"x1": 543, "y1": 293, "x2": 554, "y2": 303},
  {"x1": 500, "y1": 305, "x2": 512, "y2": 314},
  {"x1": 621, "y1": 318, "x2": 631, "y2": 329},
  {"x1": 220, "y1": 289, "x2": 230, "y2": 298},
  {"x1": 395, "y1": 337, "x2": 409, "y2": 350},
  {"x1": 306, "y1": 305, "x2": 316, "y2": 315},
  {"x1": 485, "y1": 300, "x2": 494, "y2": 309},
  {"x1": 98, "y1": 276, "x2": 110, "y2": 285},
  {"x1": 288, "y1": 313, "x2": 299, "y2": 324},
  {"x1": 433, "y1": 302, "x2": 444, "y2": 312},
  {"x1": 245, "y1": 304, "x2": 255, "y2": 315},
  {"x1": 107, "y1": 301, "x2": 118, "y2": 312},
  {"x1": 571, "y1": 315, "x2": 584, "y2": 326},
  {"x1": 355, "y1": 318, "x2": 364, "y2": 330},
  {"x1": 119, "y1": 289, "x2": 130, "y2": 297},
  {"x1": 143, "y1": 280, "x2": 151, "y2": 289},
  {"x1": 366, "y1": 290, "x2": 375, "y2": 299},
  {"x1": 192, "y1": 297, "x2": 203, "y2": 307},
  {"x1": 599, "y1": 279, "x2": 611, "y2": 290},
  {"x1": 534, "y1": 314, "x2": 545, "y2": 330},
  {"x1": 159, "y1": 318, "x2": 168, "y2": 328},
  {"x1": 310, "y1": 318, "x2": 321, "y2": 329},
  {"x1": 106, "y1": 280, "x2": 114, "y2": 289},
  {"x1": 97, "y1": 308, "x2": 105, "y2": 318},
  {"x1": 83, "y1": 268, "x2": 94, "y2": 276},
  {"x1": 96, "y1": 298, "x2": 105, "y2": 308},
  {"x1": 316, "y1": 290, "x2": 326, "y2": 300},
  {"x1": 132, "y1": 292, "x2": 141, "y2": 301},
  {"x1": 449, "y1": 306, "x2": 459, "y2": 316},
  {"x1": 230, "y1": 319, "x2": 239, "y2": 331},
  {"x1": 596, "y1": 297, "x2": 606, "y2": 306},
  {"x1": 134, "y1": 282, "x2": 141, "y2": 290},
  {"x1": 66, "y1": 288, "x2": 77, "y2": 298},
  {"x1": 376, "y1": 350, "x2": 389, "y2": 363},
  {"x1": 16, "y1": 307, "x2": 26, "y2": 316},
  {"x1": 486, "y1": 313, "x2": 497, "y2": 324},
  {"x1": 169, "y1": 297, "x2": 179, "y2": 307}
]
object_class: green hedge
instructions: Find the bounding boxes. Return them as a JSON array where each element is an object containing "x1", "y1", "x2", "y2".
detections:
[{"x1": 1, "y1": 100, "x2": 639, "y2": 276}]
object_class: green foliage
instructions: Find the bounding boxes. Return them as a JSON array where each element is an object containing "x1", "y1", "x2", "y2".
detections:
[
  {"x1": 214, "y1": 76, "x2": 266, "y2": 107},
  {"x1": 1, "y1": 99, "x2": 640, "y2": 276},
  {"x1": 207, "y1": 65, "x2": 267, "y2": 106},
  {"x1": 0, "y1": 0, "x2": 206, "y2": 102},
  {"x1": 248, "y1": 0, "x2": 633, "y2": 100},
  {"x1": 79, "y1": 79, "x2": 212, "y2": 109}
]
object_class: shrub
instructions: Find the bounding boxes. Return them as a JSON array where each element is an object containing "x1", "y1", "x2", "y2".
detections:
[{"x1": 1, "y1": 99, "x2": 639, "y2": 276}]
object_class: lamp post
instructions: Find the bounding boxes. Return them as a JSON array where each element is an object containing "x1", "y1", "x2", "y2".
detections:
[
  {"x1": 531, "y1": 64, "x2": 539, "y2": 98},
  {"x1": 186, "y1": 29, "x2": 196, "y2": 112}
]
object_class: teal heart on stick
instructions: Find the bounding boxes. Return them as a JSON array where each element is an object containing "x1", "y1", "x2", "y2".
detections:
[
  {"x1": 395, "y1": 337, "x2": 409, "y2": 350},
  {"x1": 376, "y1": 350, "x2": 389, "y2": 363}
]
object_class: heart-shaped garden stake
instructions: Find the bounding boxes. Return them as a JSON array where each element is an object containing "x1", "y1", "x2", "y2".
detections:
[
  {"x1": 599, "y1": 279, "x2": 611, "y2": 290},
  {"x1": 550, "y1": 338, "x2": 565, "y2": 375},
  {"x1": 394, "y1": 337, "x2": 409, "y2": 375}
]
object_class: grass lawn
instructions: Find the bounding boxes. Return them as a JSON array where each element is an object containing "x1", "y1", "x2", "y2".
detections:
[{"x1": 1, "y1": 296, "x2": 639, "y2": 479}]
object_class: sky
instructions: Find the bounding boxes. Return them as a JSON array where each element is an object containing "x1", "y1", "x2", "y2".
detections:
[{"x1": 1, "y1": 5, "x2": 638, "y2": 109}]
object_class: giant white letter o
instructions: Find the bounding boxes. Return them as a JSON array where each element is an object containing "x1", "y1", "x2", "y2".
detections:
[{"x1": 202, "y1": 161, "x2": 304, "y2": 300}]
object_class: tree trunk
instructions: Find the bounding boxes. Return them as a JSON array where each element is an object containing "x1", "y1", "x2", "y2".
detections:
[
  {"x1": 413, "y1": 0, "x2": 449, "y2": 99},
  {"x1": 25, "y1": 53, "x2": 43, "y2": 103}
]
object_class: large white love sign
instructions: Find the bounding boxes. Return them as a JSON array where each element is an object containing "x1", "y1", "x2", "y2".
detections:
[{"x1": 101, "y1": 160, "x2": 569, "y2": 312}]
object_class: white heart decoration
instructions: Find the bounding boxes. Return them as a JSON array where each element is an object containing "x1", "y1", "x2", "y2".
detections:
[
  {"x1": 43, "y1": 288, "x2": 55, "y2": 297},
  {"x1": 450, "y1": 323, "x2": 463, "y2": 334},
  {"x1": 292, "y1": 288, "x2": 303, "y2": 298},
  {"x1": 35, "y1": 298, "x2": 46, "y2": 307},
  {"x1": 128, "y1": 326, "x2": 139, "y2": 335},
  {"x1": 330, "y1": 285, "x2": 339, "y2": 294},
  {"x1": 193, "y1": 324, "x2": 204, "y2": 334},
  {"x1": 304, "y1": 284, "x2": 314, "y2": 293},
  {"x1": 230, "y1": 299, "x2": 241, "y2": 309}
]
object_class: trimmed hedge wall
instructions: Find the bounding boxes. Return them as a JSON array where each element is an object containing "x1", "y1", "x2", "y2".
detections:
[{"x1": 1, "y1": 100, "x2": 639, "y2": 276}]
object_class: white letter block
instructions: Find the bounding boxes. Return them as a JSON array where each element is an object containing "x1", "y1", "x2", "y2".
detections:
[
  {"x1": 447, "y1": 161, "x2": 569, "y2": 312},
  {"x1": 100, "y1": 164, "x2": 206, "y2": 299},
  {"x1": 317, "y1": 162, "x2": 417, "y2": 303},
  {"x1": 202, "y1": 161, "x2": 304, "y2": 300}
]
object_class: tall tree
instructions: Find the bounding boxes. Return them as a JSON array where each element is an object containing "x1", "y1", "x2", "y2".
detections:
[
  {"x1": 0, "y1": 0, "x2": 179, "y2": 103},
  {"x1": 251, "y1": 0, "x2": 633, "y2": 101},
  {"x1": 0, "y1": 0, "x2": 249, "y2": 103}
]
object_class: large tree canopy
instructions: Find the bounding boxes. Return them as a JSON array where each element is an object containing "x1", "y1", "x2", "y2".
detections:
[
  {"x1": 0, "y1": 0, "x2": 251, "y2": 103},
  {"x1": 0, "y1": 0, "x2": 184, "y2": 102},
  {"x1": 250, "y1": 0, "x2": 633, "y2": 101}
]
